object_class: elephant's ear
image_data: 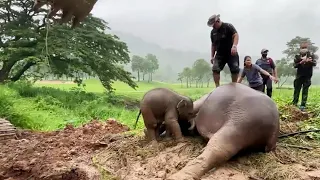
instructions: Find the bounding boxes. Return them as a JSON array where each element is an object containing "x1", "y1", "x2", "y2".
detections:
[{"x1": 176, "y1": 99, "x2": 187, "y2": 109}]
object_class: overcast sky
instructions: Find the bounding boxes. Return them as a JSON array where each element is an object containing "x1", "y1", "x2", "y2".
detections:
[{"x1": 91, "y1": 0, "x2": 320, "y2": 59}]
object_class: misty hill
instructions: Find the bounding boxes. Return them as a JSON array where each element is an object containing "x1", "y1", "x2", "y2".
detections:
[
  {"x1": 112, "y1": 31, "x2": 210, "y2": 71},
  {"x1": 112, "y1": 31, "x2": 262, "y2": 69}
]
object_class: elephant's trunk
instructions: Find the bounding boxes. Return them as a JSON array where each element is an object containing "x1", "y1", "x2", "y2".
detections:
[
  {"x1": 188, "y1": 118, "x2": 196, "y2": 131},
  {"x1": 167, "y1": 129, "x2": 241, "y2": 180},
  {"x1": 193, "y1": 93, "x2": 211, "y2": 114}
]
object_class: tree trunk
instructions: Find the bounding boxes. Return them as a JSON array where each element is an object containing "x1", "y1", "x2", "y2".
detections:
[
  {"x1": 0, "y1": 61, "x2": 17, "y2": 83},
  {"x1": 280, "y1": 76, "x2": 289, "y2": 87},
  {"x1": 11, "y1": 62, "x2": 36, "y2": 82},
  {"x1": 151, "y1": 73, "x2": 153, "y2": 81},
  {"x1": 137, "y1": 71, "x2": 140, "y2": 81},
  {"x1": 207, "y1": 80, "x2": 210, "y2": 87}
]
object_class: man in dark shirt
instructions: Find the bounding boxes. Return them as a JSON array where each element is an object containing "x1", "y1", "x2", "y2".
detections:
[
  {"x1": 207, "y1": 14, "x2": 240, "y2": 87},
  {"x1": 292, "y1": 42, "x2": 317, "y2": 111},
  {"x1": 255, "y1": 49, "x2": 279, "y2": 98}
]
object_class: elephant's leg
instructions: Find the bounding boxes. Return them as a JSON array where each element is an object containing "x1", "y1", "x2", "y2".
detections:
[
  {"x1": 48, "y1": 7, "x2": 59, "y2": 18},
  {"x1": 143, "y1": 128, "x2": 148, "y2": 139},
  {"x1": 164, "y1": 112, "x2": 183, "y2": 142},
  {"x1": 167, "y1": 127, "x2": 243, "y2": 180},
  {"x1": 59, "y1": 10, "x2": 73, "y2": 25}
]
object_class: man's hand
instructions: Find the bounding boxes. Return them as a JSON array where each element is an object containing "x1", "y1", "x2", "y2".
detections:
[
  {"x1": 274, "y1": 77, "x2": 279, "y2": 84},
  {"x1": 306, "y1": 57, "x2": 313, "y2": 62},
  {"x1": 269, "y1": 75, "x2": 277, "y2": 82},
  {"x1": 231, "y1": 45, "x2": 237, "y2": 56}
]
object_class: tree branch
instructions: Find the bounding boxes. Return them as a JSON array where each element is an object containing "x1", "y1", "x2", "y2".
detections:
[{"x1": 10, "y1": 61, "x2": 36, "y2": 82}]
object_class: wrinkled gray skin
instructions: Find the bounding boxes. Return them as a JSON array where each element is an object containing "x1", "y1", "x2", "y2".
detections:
[
  {"x1": 138, "y1": 88, "x2": 194, "y2": 143},
  {"x1": 153, "y1": 92, "x2": 210, "y2": 138},
  {"x1": 167, "y1": 83, "x2": 279, "y2": 180}
]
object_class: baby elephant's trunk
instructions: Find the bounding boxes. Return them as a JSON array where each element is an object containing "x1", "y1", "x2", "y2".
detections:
[{"x1": 167, "y1": 129, "x2": 241, "y2": 180}]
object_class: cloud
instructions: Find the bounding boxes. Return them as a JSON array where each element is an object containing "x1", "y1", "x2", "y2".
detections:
[{"x1": 91, "y1": 0, "x2": 320, "y2": 59}]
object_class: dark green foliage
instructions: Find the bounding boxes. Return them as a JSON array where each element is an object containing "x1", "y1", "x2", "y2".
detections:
[{"x1": 0, "y1": 0, "x2": 137, "y2": 91}]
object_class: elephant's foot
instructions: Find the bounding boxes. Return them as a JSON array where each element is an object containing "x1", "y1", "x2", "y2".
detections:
[
  {"x1": 175, "y1": 136, "x2": 187, "y2": 144},
  {"x1": 147, "y1": 140, "x2": 159, "y2": 148}
]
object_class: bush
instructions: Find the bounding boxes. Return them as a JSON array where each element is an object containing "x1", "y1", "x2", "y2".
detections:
[{"x1": 0, "y1": 82, "x2": 138, "y2": 131}]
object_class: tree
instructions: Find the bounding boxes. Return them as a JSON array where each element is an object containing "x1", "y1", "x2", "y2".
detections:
[
  {"x1": 222, "y1": 66, "x2": 231, "y2": 78},
  {"x1": 204, "y1": 71, "x2": 212, "y2": 88},
  {"x1": 279, "y1": 36, "x2": 319, "y2": 87},
  {"x1": 275, "y1": 58, "x2": 296, "y2": 87},
  {"x1": 144, "y1": 53, "x2": 159, "y2": 82},
  {"x1": 0, "y1": 0, "x2": 137, "y2": 91},
  {"x1": 177, "y1": 72, "x2": 183, "y2": 87},
  {"x1": 181, "y1": 67, "x2": 192, "y2": 88},
  {"x1": 191, "y1": 59, "x2": 211, "y2": 88},
  {"x1": 283, "y1": 36, "x2": 319, "y2": 61},
  {"x1": 131, "y1": 55, "x2": 144, "y2": 81}
]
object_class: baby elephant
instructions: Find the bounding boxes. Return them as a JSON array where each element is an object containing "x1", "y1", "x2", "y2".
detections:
[
  {"x1": 134, "y1": 88, "x2": 194, "y2": 144},
  {"x1": 32, "y1": 0, "x2": 97, "y2": 28}
]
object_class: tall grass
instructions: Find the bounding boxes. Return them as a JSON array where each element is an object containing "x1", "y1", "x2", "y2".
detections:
[{"x1": 1, "y1": 79, "x2": 320, "y2": 132}]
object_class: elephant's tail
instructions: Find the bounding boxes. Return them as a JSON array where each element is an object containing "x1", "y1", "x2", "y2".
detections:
[{"x1": 133, "y1": 109, "x2": 141, "y2": 129}]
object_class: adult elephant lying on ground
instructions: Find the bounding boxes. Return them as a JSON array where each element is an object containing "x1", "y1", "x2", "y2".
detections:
[
  {"x1": 134, "y1": 88, "x2": 194, "y2": 144},
  {"x1": 167, "y1": 82, "x2": 280, "y2": 180}
]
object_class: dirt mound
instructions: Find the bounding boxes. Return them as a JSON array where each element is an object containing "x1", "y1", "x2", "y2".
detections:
[
  {"x1": 0, "y1": 119, "x2": 130, "y2": 180},
  {"x1": 1, "y1": 113, "x2": 320, "y2": 180},
  {"x1": 279, "y1": 105, "x2": 310, "y2": 122},
  {"x1": 93, "y1": 135, "x2": 320, "y2": 180}
]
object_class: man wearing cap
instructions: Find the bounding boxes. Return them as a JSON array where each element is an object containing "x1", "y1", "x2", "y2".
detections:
[
  {"x1": 255, "y1": 49, "x2": 279, "y2": 98},
  {"x1": 207, "y1": 14, "x2": 240, "y2": 87},
  {"x1": 292, "y1": 42, "x2": 317, "y2": 111}
]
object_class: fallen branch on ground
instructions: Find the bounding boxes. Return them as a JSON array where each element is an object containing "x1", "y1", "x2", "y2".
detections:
[
  {"x1": 278, "y1": 143, "x2": 314, "y2": 150},
  {"x1": 278, "y1": 129, "x2": 320, "y2": 138}
]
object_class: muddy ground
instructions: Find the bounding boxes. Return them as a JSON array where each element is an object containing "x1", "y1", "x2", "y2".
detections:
[{"x1": 1, "y1": 108, "x2": 320, "y2": 180}]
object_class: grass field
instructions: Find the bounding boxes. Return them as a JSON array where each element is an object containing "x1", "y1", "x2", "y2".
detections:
[{"x1": 1, "y1": 79, "x2": 320, "y2": 133}]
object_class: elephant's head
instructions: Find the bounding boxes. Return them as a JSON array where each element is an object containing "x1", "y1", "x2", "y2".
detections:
[{"x1": 176, "y1": 98, "x2": 195, "y2": 130}]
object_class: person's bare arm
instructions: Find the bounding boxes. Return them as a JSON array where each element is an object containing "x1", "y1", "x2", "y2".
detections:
[
  {"x1": 232, "y1": 33, "x2": 239, "y2": 47},
  {"x1": 210, "y1": 30, "x2": 217, "y2": 60},
  {"x1": 237, "y1": 70, "x2": 245, "y2": 83},
  {"x1": 237, "y1": 76, "x2": 243, "y2": 83},
  {"x1": 269, "y1": 58, "x2": 279, "y2": 82},
  {"x1": 211, "y1": 45, "x2": 216, "y2": 59},
  {"x1": 228, "y1": 23, "x2": 239, "y2": 47},
  {"x1": 259, "y1": 68, "x2": 272, "y2": 77}
]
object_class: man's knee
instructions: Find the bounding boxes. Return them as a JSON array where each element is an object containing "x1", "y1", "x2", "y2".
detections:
[
  {"x1": 230, "y1": 66, "x2": 240, "y2": 74},
  {"x1": 212, "y1": 63, "x2": 222, "y2": 74},
  {"x1": 304, "y1": 79, "x2": 311, "y2": 88},
  {"x1": 228, "y1": 56, "x2": 240, "y2": 74}
]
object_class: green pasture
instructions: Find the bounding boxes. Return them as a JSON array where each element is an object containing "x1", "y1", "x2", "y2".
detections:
[{"x1": 1, "y1": 79, "x2": 320, "y2": 133}]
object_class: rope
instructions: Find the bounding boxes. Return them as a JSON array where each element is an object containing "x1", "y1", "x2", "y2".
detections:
[{"x1": 44, "y1": 16, "x2": 51, "y2": 69}]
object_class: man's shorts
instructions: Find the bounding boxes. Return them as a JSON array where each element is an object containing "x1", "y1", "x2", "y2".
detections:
[{"x1": 212, "y1": 54, "x2": 240, "y2": 74}]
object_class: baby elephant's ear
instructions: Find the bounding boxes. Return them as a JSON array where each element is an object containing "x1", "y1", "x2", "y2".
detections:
[{"x1": 177, "y1": 100, "x2": 188, "y2": 109}]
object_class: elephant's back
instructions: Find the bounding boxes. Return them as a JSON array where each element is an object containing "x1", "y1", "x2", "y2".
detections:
[{"x1": 195, "y1": 83, "x2": 279, "y2": 141}]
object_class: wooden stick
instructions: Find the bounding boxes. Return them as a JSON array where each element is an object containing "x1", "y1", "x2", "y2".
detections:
[
  {"x1": 278, "y1": 129, "x2": 320, "y2": 138},
  {"x1": 0, "y1": 133, "x2": 16, "y2": 137},
  {"x1": 278, "y1": 143, "x2": 313, "y2": 150}
]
